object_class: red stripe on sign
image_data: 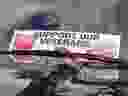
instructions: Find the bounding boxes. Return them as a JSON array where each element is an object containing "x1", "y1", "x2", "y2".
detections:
[
  {"x1": 64, "y1": 48, "x2": 113, "y2": 64},
  {"x1": 16, "y1": 34, "x2": 33, "y2": 49},
  {"x1": 15, "y1": 33, "x2": 33, "y2": 64}
]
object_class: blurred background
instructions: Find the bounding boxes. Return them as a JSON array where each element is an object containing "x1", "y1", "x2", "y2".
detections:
[{"x1": 0, "y1": 0, "x2": 127, "y2": 96}]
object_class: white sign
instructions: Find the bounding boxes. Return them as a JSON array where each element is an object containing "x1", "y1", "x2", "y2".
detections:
[{"x1": 8, "y1": 30, "x2": 121, "y2": 63}]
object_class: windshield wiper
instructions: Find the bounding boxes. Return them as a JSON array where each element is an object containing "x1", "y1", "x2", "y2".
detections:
[
  {"x1": 0, "y1": 50, "x2": 64, "y2": 57},
  {"x1": 0, "y1": 50, "x2": 128, "y2": 69}
]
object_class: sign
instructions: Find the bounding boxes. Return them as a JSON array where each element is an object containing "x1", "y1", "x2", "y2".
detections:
[{"x1": 8, "y1": 30, "x2": 121, "y2": 64}]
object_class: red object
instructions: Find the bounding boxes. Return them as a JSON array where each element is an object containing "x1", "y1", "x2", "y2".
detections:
[
  {"x1": 64, "y1": 48, "x2": 113, "y2": 64},
  {"x1": 15, "y1": 33, "x2": 33, "y2": 63},
  {"x1": 16, "y1": 34, "x2": 32, "y2": 49}
]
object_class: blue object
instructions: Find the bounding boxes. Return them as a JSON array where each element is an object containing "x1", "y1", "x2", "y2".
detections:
[{"x1": 32, "y1": 16, "x2": 48, "y2": 30}]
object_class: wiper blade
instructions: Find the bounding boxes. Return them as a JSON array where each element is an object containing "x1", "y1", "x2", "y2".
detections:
[
  {"x1": 0, "y1": 50, "x2": 127, "y2": 66},
  {"x1": 0, "y1": 50, "x2": 112, "y2": 64},
  {"x1": 0, "y1": 50, "x2": 64, "y2": 57}
]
